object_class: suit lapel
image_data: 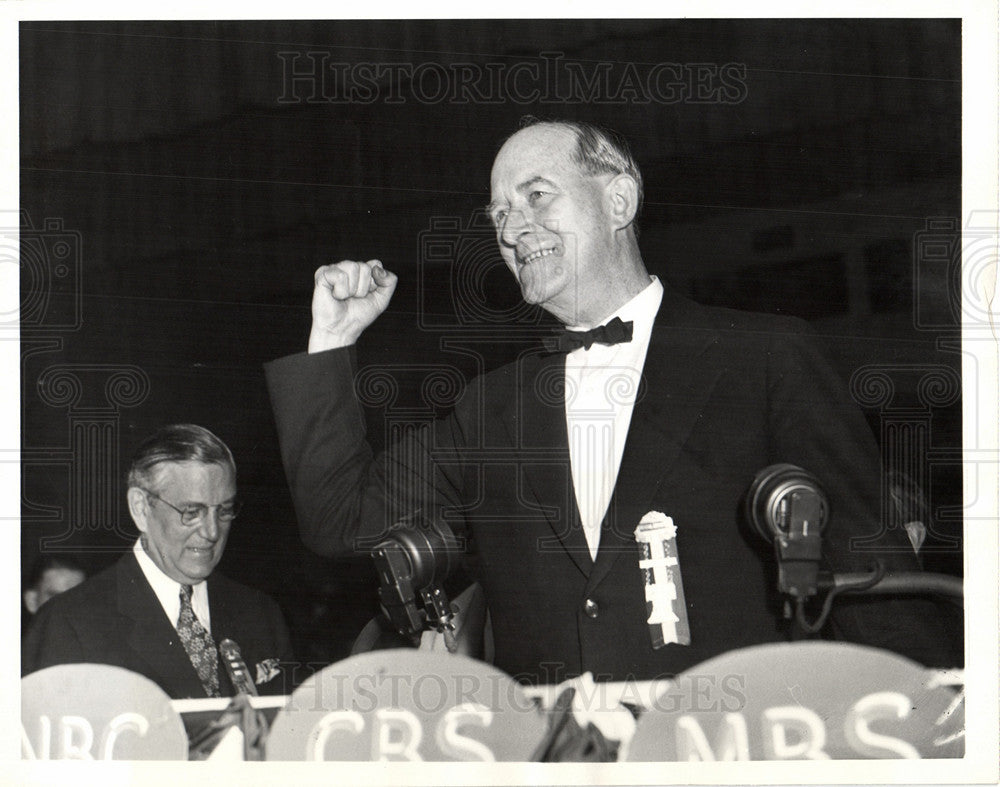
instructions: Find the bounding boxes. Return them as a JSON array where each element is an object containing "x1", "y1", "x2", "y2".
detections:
[
  {"x1": 586, "y1": 297, "x2": 723, "y2": 593},
  {"x1": 117, "y1": 553, "x2": 210, "y2": 698},
  {"x1": 507, "y1": 293, "x2": 724, "y2": 587},
  {"x1": 504, "y1": 348, "x2": 593, "y2": 578},
  {"x1": 207, "y1": 575, "x2": 237, "y2": 696}
]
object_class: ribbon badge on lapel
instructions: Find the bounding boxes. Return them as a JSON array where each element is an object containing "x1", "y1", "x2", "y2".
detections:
[{"x1": 634, "y1": 512, "x2": 691, "y2": 648}]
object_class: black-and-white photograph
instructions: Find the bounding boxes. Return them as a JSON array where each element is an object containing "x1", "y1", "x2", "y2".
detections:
[{"x1": 7, "y1": 5, "x2": 998, "y2": 783}]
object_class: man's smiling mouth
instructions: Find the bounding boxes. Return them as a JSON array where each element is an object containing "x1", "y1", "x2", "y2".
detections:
[{"x1": 520, "y1": 246, "x2": 560, "y2": 265}]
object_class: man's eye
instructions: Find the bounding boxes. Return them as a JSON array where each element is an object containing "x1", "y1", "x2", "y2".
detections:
[
  {"x1": 180, "y1": 506, "x2": 207, "y2": 524},
  {"x1": 493, "y1": 210, "x2": 508, "y2": 226},
  {"x1": 527, "y1": 190, "x2": 547, "y2": 204}
]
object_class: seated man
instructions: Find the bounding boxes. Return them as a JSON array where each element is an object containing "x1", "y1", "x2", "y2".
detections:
[
  {"x1": 22, "y1": 555, "x2": 87, "y2": 633},
  {"x1": 22, "y1": 424, "x2": 294, "y2": 698}
]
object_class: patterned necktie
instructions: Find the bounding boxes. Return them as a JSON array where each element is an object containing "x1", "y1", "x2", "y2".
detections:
[
  {"x1": 543, "y1": 316, "x2": 634, "y2": 353},
  {"x1": 177, "y1": 584, "x2": 220, "y2": 697}
]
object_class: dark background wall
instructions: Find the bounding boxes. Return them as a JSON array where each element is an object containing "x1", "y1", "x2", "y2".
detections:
[{"x1": 20, "y1": 19, "x2": 963, "y2": 662}]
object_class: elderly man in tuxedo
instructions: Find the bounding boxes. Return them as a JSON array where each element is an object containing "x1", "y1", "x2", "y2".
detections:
[
  {"x1": 266, "y1": 119, "x2": 953, "y2": 684},
  {"x1": 22, "y1": 424, "x2": 293, "y2": 698}
]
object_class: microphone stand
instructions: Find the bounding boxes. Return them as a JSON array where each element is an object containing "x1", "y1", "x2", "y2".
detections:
[
  {"x1": 794, "y1": 561, "x2": 963, "y2": 634},
  {"x1": 824, "y1": 568, "x2": 963, "y2": 599}
]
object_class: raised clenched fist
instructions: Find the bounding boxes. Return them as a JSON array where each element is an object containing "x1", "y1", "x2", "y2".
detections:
[{"x1": 308, "y1": 259, "x2": 398, "y2": 352}]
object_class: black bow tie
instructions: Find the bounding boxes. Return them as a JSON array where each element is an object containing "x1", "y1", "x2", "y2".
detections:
[{"x1": 543, "y1": 316, "x2": 634, "y2": 353}]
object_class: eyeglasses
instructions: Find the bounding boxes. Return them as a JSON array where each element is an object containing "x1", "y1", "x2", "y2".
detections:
[{"x1": 142, "y1": 489, "x2": 241, "y2": 526}]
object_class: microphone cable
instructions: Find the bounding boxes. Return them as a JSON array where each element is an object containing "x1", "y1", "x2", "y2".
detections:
[{"x1": 794, "y1": 560, "x2": 886, "y2": 634}]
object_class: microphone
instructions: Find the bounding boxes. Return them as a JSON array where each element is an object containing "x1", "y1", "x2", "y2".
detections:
[
  {"x1": 746, "y1": 464, "x2": 829, "y2": 600},
  {"x1": 219, "y1": 638, "x2": 258, "y2": 696},
  {"x1": 371, "y1": 512, "x2": 460, "y2": 650},
  {"x1": 747, "y1": 465, "x2": 963, "y2": 636}
]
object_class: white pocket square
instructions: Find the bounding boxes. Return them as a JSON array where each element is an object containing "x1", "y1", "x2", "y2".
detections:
[{"x1": 255, "y1": 658, "x2": 281, "y2": 685}]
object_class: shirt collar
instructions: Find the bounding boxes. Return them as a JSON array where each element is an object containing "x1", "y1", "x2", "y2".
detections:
[
  {"x1": 566, "y1": 275, "x2": 663, "y2": 345},
  {"x1": 132, "y1": 539, "x2": 210, "y2": 628},
  {"x1": 606, "y1": 275, "x2": 663, "y2": 340}
]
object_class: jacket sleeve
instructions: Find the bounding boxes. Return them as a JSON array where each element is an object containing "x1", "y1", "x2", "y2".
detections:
[{"x1": 265, "y1": 347, "x2": 469, "y2": 559}]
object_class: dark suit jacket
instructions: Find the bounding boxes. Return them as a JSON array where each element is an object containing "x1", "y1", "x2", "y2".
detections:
[
  {"x1": 266, "y1": 290, "x2": 954, "y2": 683},
  {"x1": 22, "y1": 552, "x2": 295, "y2": 698}
]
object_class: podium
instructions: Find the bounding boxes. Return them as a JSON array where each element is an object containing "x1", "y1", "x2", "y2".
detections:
[{"x1": 22, "y1": 642, "x2": 963, "y2": 762}]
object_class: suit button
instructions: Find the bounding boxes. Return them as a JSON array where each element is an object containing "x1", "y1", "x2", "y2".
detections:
[{"x1": 583, "y1": 598, "x2": 599, "y2": 618}]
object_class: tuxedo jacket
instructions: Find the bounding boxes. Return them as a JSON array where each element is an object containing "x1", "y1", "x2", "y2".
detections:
[
  {"x1": 266, "y1": 290, "x2": 953, "y2": 683},
  {"x1": 21, "y1": 552, "x2": 295, "y2": 698}
]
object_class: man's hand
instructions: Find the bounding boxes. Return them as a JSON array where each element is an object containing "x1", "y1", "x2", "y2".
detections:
[{"x1": 308, "y1": 259, "x2": 398, "y2": 352}]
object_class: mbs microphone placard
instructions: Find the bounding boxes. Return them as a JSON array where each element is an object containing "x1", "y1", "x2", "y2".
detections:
[
  {"x1": 624, "y1": 642, "x2": 964, "y2": 761},
  {"x1": 266, "y1": 650, "x2": 548, "y2": 761}
]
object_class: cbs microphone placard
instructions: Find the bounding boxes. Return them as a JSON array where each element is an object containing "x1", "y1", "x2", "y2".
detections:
[{"x1": 266, "y1": 650, "x2": 548, "y2": 761}]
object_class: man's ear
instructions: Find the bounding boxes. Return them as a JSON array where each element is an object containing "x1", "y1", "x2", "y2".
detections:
[
  {"x1": 23, "y1": 589, "x2": 40, "y2": 614},
  {"x1": 127, "y1": 487, "x2": 150, "y2": 534},
  {"x1": 605, "y1": 173, "x2": 639, "y2": 231}
]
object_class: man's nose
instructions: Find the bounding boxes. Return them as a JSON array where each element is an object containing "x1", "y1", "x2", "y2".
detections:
[
  {"x1": 499, "y1": 208, "x2": 529, "y2": 247},
  {"x1": 199, "y1": 510, "x2": 220, "y2": 540}
]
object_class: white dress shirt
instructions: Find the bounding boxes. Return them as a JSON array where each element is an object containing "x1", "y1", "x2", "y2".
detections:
[
  {"x1": 565, "y1": 276, "x2": 664, "y2": 559},
  {"x1": 133, "y1": 539, "x2": 212, "y2": 632}
]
